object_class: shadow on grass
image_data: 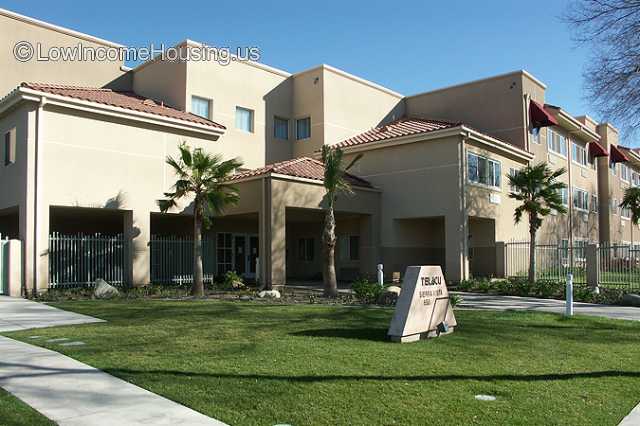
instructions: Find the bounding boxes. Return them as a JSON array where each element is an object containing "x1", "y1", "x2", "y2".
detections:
[
  {"x1": 290, "y1": 328, "x2": 389, "y2": 342},
  {"x1": 102, "y1": 367, "x2": 640, "y2": 383}
]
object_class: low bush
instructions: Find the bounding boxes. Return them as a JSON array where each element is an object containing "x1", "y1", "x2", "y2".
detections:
[
  {"x1": 458, "y1": 277, "x2": 625, "y2": 305},
  {"x1": 351, "y1": 279, "x2": 383, "y2": 304}
]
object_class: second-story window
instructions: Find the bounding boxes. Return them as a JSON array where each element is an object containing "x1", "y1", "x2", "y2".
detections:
[
  {"x1": 530, "y1": 127, "x2": 540, "y2": 144},
  {"x1": 274, "y1": 117, "x2": 289, "y2": 140},
  {"x1": 235, "y1": 107, "x2": 254, "y2": 133},
  {"x1": 191, "y1": 96, "x2": 211, "y2": 119},
  {"x1": 4, "y1": 128, "x2": 16, "y2": 166},
  {"x1": 591, "y1": 194, "x2": 599, "y2": 212},
  {"x1": 572, "y1": 142, "x2": 588, "y2": 166},
  {"x1": 558, "y1": 187, "x2": 569, "y2": 206},
  {"x1": 547, "y1": 129, "x2": 567, "y2": 157},
  {"x1": 620, "y1": 163, "x2": 630, "y2": 182},
  {"x1": 296, "y1": 117, "x2": 311, "y2": 140},
  {"x1": 610, "y1": 159, "x2": 617, "y2": 175},
  {"x1": 467, "y1": 152, "x2": 501, "y2": 188},
  {"x1": 573, "y1": 188, "x2": 589, "y2": 211},
  {"x1": 633, "y1": 172, "x2": 640, "y2": 187}
]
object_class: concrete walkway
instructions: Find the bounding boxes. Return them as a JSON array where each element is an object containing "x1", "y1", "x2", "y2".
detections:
[
  {"x1": 0, "y1": 297, "x2": 227, "y2": 425},
  {"x1": 454, "y1": 292, "x2": 640, "y2": 321},
  {"x1": 0, "y1": 296, "x2": 105, "y2": 332}
]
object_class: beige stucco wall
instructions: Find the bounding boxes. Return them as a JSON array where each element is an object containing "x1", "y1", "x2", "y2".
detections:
[
  {"x1": 405, "y1": 71, "x2": 540, "y2": 151},
  {"x1": 0, "y1": 10, "x2": 129, "y2": 97},
  {"x1": 321, "y1": 66, "x2": 404, "y2": 146},
  {"x1": 185, "y1": 51, "x2": 292, "y2": 168}
]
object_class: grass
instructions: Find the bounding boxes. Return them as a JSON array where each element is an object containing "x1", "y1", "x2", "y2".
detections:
[
  {"x1": 3, "y1": 300, "x2": 640, "y2": 425},
  {"x1": 0, "y1": 388, "x2": 55, "y2": 426}
]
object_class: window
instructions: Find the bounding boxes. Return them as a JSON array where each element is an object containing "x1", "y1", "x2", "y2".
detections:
[
  {"x1": 547, "y1": 128, "x2": 567, "y2": 157},
  {"x1": 467, "y1": 152, "x2": 501, "y2": 188},
  {"x1": 296, "y1": 117, "x2": 311, "y2": 140},
  {"x1": 216, "y1": 233, "x2": 233, "y2": 275},
  {"x1": 235, "y1": 107, "x2": 254, "y2": 132},
  {"x1": 530, "y1": 127, "x2": 540, "y2": 144},
  {"x1": 4, "y1": 128, "x2": 16, "y2": 166},
  {"x1": 274, "y1": 117, "x2": 289, "y2": 140},
  {"x1": 191, "y1": 96, "x2": 211, "y2": 119},
  {"x1": 558, "y1": 187, "x2": 569, "y2": 206},
  {"x1": 298, "y1": 238, "x2": 314, "y2": 261},
  {"x1": 621, "y1": 163, "x2": 630, "y2": 182},
  {"x1": 572, "y1": 142, "x2": 588, "y2": 166},
  {"x1": 573, "y1": 188, "x2": 589, "y2": 211},
  {"x1": 339, "y1": 235, "x2": 360, "y2": 261},
  {"x1": 612, "y1": 198, "x2": 619, "y2": 215},
  {"x1": 633, "y1": 172, "x2": 640, "y2": 187},
  {"x1": 622, "y1": 206, "x2": 632, "y2": 219},
  {"x1": 560, "y1": 239, "x2": 569, "y2": 264},
  {"x1": 591, "y1": 194, "x2": 599, "y2": 213},
  {"x1": 610, "y1": 159, "x2": 617, "y2": 175},
  {"x1": 508, "y1": 167, "x2": 519, "y2": 193}
]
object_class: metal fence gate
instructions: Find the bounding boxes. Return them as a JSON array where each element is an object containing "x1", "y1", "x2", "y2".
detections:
[
  {"x1": 150, "y1": 236, "x2": 216, "y2": 285},
  {"x1": 48, "y1": 233, "x2": 129, "y2": 288},
  {"x1": 504, "y1": 241, "x2": 587, "y2": 284}
]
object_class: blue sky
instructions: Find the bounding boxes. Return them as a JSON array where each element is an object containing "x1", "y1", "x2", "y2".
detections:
[{"x1": 5, "y1": 0, "x2": 627, "y2": 142}]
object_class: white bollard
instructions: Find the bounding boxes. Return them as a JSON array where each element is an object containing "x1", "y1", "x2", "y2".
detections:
[
  {"x1": 377, "y1": 264, "x2": 384, "y2": 286},
  {"x1": 565, "y1": 273, "x2": 573, "y2": 317}
]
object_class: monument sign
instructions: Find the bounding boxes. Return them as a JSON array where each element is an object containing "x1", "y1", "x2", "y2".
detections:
[{"x1": 388, "y1": 265, "x2": 456, "y2": 343}]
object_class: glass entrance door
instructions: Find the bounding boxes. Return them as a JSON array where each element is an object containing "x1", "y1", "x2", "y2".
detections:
[{"x1": 233, "y1": 235, "x2": 246, "y2": 275}]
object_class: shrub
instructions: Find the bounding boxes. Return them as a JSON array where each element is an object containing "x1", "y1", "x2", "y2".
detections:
[
  {"x1": 217, "y1": 271, "x2": 246, "y2": 291},
  {"x1": 449, "y1": 294, "x2": 463, "y2": 307},
  {"x1": 351, "y1": 279, "x2": 383, "y2": 304}
]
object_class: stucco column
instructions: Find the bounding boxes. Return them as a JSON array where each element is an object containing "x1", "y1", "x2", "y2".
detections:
[
  {"x1": 125, "y1": 210, "x2": 150, "y2": 286},
  {"x1": 259, "y1": 178, "x2": 286, "y2": 289},
  {"x1": 586, "y1": 243, "x2": 600, "y2": 290},
  {"x1": 445, "y1": 214, "x2": 468, "y2": 283},
  {"x1": 34, "y1": 204, "x2": 49, "y2": 292}
]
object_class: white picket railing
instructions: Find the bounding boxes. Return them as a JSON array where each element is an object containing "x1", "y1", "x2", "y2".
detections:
[
  {"x1": 48, "y1": 233, "x2": 129, "y2": 288},
  {"x1": 150, "y1": 235, "x2": 216, "y2": 285}
]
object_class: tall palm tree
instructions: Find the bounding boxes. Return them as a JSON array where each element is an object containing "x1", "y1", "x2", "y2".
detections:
[
  {"x1": 321, "y1": 145, "x2": 363, "y2": 297},
  {"x1": 620, "y1": 187, "x2": 640, "y2": 248},
  {"x1": 159, "y1": 143, "x2": 242, "y2": 297},
  {"x1": 507, "y1": 163, "x2": 568, "y2": 283}
]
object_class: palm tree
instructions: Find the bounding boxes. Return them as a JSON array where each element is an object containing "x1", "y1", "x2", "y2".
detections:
[
  {"x1": 620, "y1": 187, "x2": 640, "y2": 248},
  {"x1": 321, "y1": 145, "x2": 363, "y2": 297},
  {"x1": 507, "y1": 163, "x2": 568, "y2": 283},
  {"x1": 159, "y1": 143, "x2": 242, "y2": 297}
]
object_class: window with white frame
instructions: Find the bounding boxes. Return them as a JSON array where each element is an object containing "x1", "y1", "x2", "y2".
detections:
[
  {"x1": 573, "y1": 188, "x2": 589, "y2": 211},
  {"x1": 191, "y1": 96, "x2": 211, "y2": 119},
  {"x1": 572, "y1": 141, "x2": 588, "y2": 166},
  {"x1": 612, "y1": 198, "x2": 619, "y2": 215},
  {"x1": 610, "y1": 159, "x2": 617, "y2": 175},
  {"x1": 216, "y1": 233, "x2": 233, "y2": 275},
  {"x1": 4, "y1": 128, "x2": 16, "y2": 166},
  {"x1": 274, "y1": 117, "x2": 289, "y2": 140},
  {"x1": 622, "y1": 206, "x2": 632, "y2": 219},
  {"x1": 621, "y1": 163, "x2": 630, "y2": 182},
  {"x1": 633, "y1": 172, "x2": 640, "y2": 187},
  {"x1": 530, "y1": 127, "x2": 540, "y2": 144},
  {"x1": 467, "y1": 152, "x2": 501, "y2": 188},
  {"x1": 235, "y1": 107, "x2": 254, "y2": 132},
  {"x1": 591, "y1": 194, "x2": 598, "y2": 212},
  {"x1": 547, "y1": 128, "x2": 567, "y2": 157},
  {"x1": 508, "y1": 167, "x2": 519, "y2": 193},
  {"x1": 558, "y1": 187, "x2": 569, "y2": 206},
  {"x1": 296, "y1": 117, "x2": 311, "y2": 140}
]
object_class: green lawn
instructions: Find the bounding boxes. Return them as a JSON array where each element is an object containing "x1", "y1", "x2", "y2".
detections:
[
  {"x1": 0, "y1": 388, "x2": 55, "y2": 426},
  {"x1": 4, "y1": 301, "x2": 640, "y2": 425}
]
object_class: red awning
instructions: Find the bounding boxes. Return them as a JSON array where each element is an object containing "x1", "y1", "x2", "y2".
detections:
[
  {"x1": 610, "y1": 145, "x2": 630, "y2": 163},
  {"x1": 589, "y1": 141, "x2": 608, "y2": 158},
  {"x1": 529, "y1": 100, "x2": 559, "y2": 128}
]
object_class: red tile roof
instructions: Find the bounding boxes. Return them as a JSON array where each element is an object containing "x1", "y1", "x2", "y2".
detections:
[
  {"x1": 227, "y1": 157, "x2": 372, "y2": 188},
  {"x1": 20, "y1": 83, "x2": 225, "y2": 130},
  {"x1": 333, "y1": 117, "x2": 459, "y2": 150}
]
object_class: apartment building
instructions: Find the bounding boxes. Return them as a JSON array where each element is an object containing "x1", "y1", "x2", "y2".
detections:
[{"x1": 0, "y1": 8, "x2": 636, "y2": 295}]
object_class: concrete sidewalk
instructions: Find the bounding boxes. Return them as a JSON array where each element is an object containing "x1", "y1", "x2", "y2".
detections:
[
  {"x1": 0, "y1": 296, "x2": 105, "y2": 332},
  {"x1": 454, "y1": 292, "x2": 640, "y2": 321},
  {"x1": 0, "y1": 336, "x2": 227, "y2": 425},
  {"x1": 0, "y1": 296, "x2": 227, "y2": 425}
]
